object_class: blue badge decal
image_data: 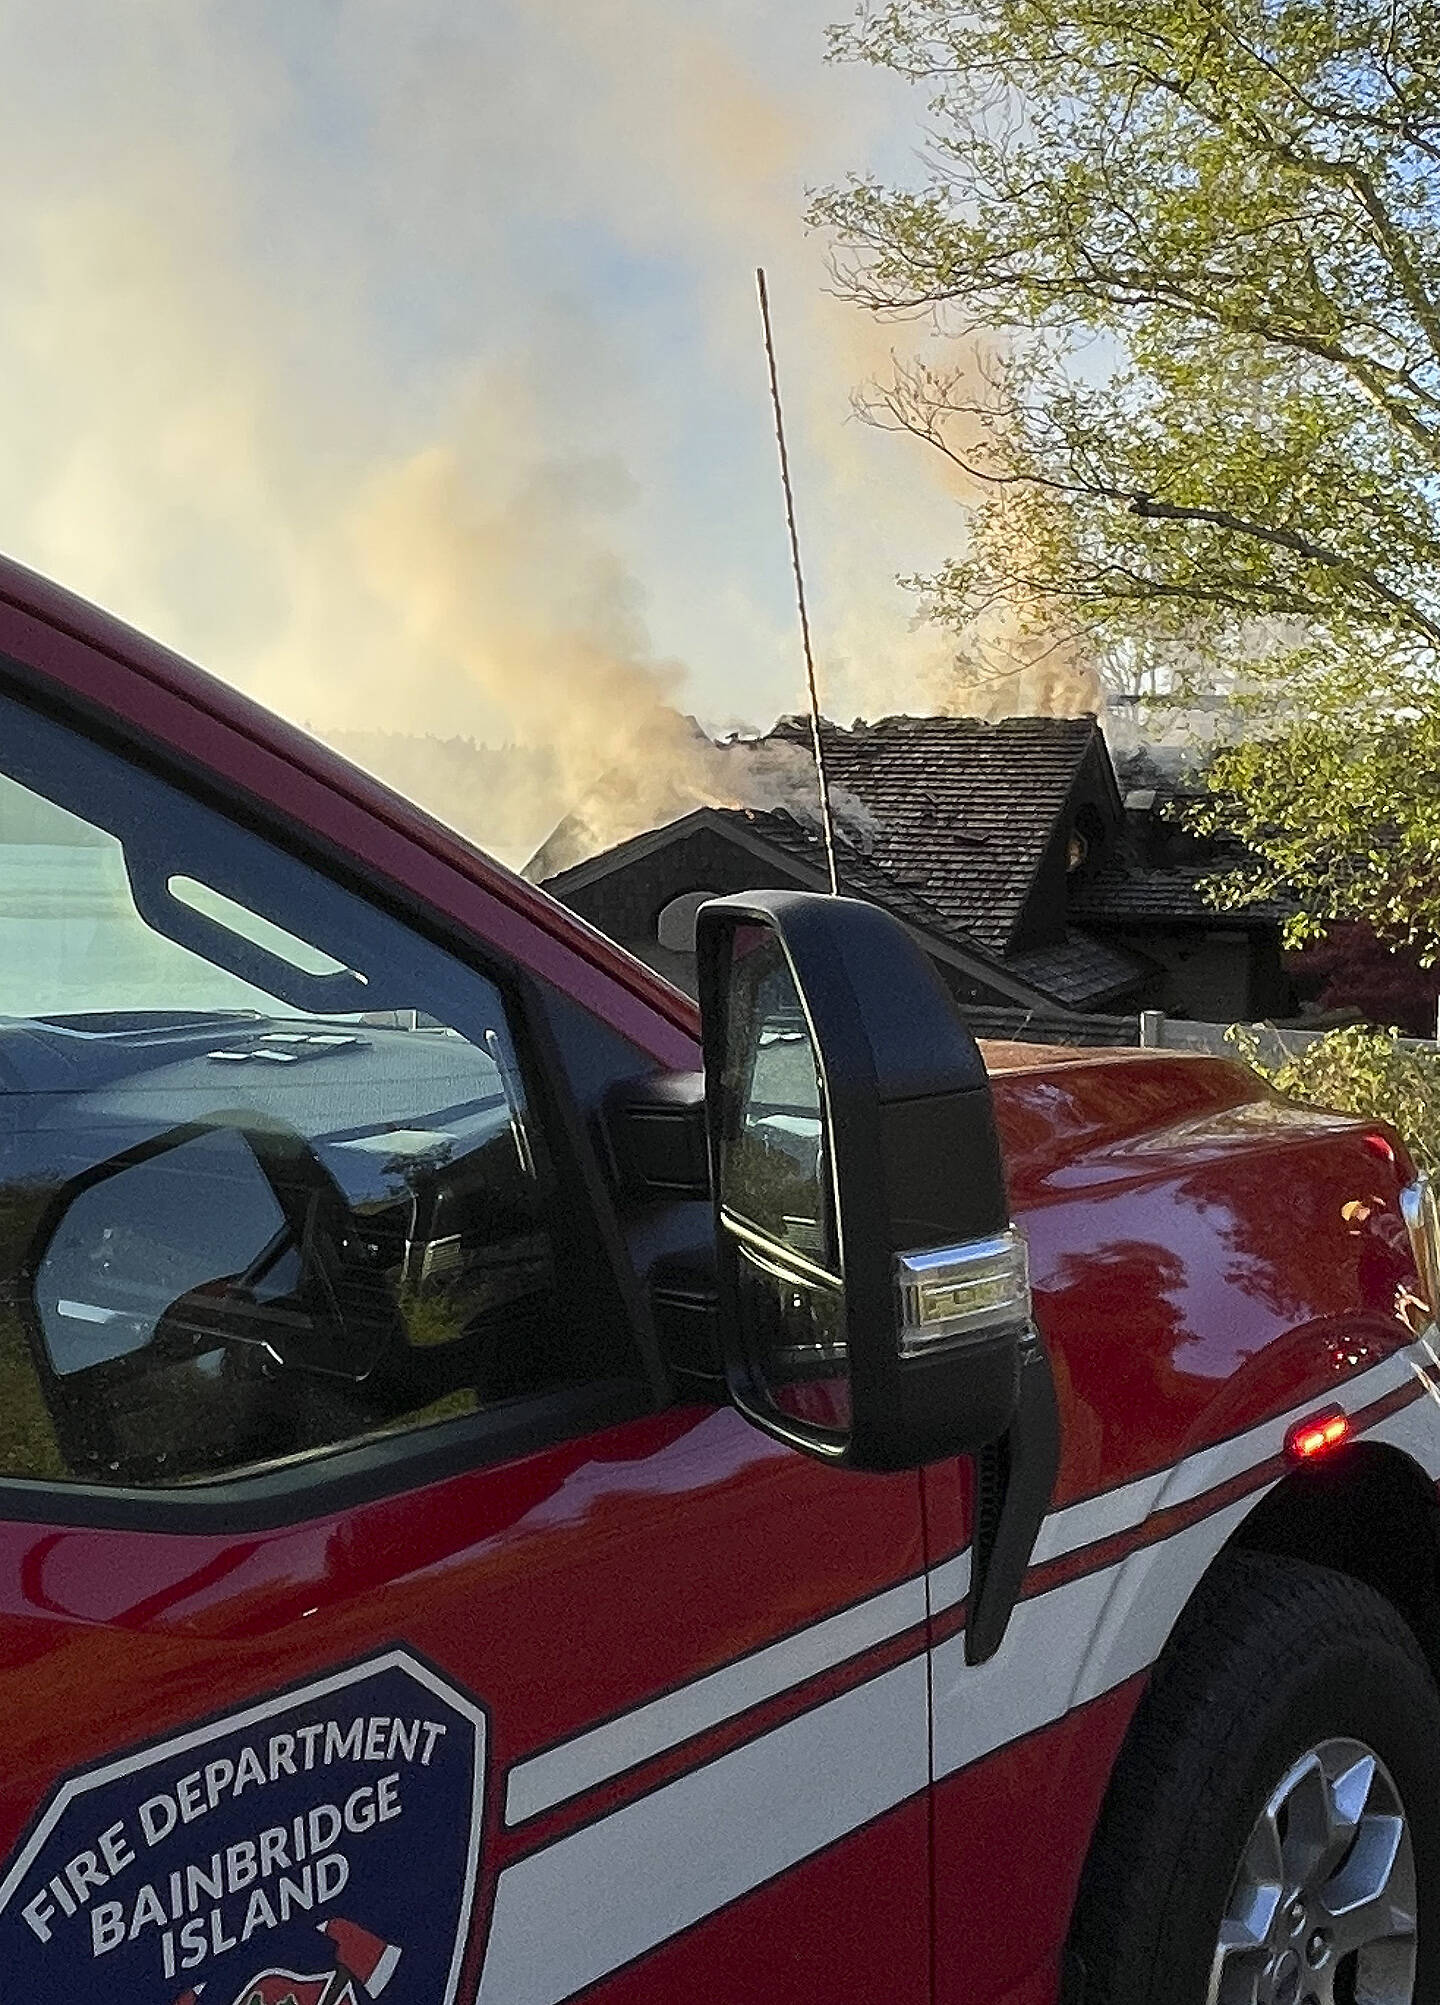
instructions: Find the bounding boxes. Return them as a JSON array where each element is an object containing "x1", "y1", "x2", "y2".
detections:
[{"x1": 0, "y1": 1649, "x2": 486, "y2": 2003}]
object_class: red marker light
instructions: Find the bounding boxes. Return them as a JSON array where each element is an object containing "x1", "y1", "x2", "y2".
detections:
[
  {"x1": 1363, "y1": 1132, "x2": 1397, "y2": 1165},
  {"x1": 1285, "y1": 1408, "x2": 1352, "y2": 1463}
]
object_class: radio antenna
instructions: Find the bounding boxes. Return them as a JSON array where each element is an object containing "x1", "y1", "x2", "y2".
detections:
[{"x1": 756, "y1": 267, "x2": 840, "y2": 897}]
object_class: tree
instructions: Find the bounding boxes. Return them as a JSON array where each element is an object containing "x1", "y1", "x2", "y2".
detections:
[
  {"x1": 814, "y1": 0, "x2": 1440, "y2": 954},
  {"x1": 1286, "y1": 919, "x2": 1439, "y2": 1034}
]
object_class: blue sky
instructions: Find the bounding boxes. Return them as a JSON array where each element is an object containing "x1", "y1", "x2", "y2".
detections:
[{"x1": 0, "y1": 2, "x2": 989, "y2": 851}]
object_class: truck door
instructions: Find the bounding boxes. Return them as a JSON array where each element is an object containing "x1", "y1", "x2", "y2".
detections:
[{"x1": 0, "y1": 671, "x2": 932, "y2": 2005}]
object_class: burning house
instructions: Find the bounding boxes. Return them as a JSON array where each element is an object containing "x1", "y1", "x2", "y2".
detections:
[{"x1": 528, "y1": 714, "x2": 1297, "y2": 1030}]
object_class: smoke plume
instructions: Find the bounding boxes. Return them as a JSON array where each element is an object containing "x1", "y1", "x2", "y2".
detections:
[{"x1": 0, "y1": 2, "x2": 1094, "y2": 872}]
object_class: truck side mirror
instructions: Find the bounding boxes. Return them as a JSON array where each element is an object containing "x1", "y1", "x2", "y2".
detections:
[{"x1": 696, "y1": 889, "x2": 1027, "y2": 1471}]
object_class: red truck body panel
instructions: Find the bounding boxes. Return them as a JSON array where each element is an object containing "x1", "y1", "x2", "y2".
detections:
[
  {"x1": 997, "y1": 1052, "x2": 1417, "y2": 1503},
  {"x1": 0, "y1": 550, "x2": 1433, "y2": 2005},
  {"x1": 0, "y1": 1414, "x2": 931, "y2": 2002}
]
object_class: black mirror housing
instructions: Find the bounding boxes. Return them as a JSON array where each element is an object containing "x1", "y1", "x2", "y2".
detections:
[{"x1": 697, "y1": 889, "x2": 1025, "y2": 1471}]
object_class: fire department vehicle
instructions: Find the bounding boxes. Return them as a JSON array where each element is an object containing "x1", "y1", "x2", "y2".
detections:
[{"x1": 0, "y1": 553, "x2": 1436, "y2": 2005}]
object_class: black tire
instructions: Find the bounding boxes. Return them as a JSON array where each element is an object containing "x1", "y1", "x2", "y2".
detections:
[{"x1": 1070, "y1": 1549, "x2": 1440, "y2": 2004}]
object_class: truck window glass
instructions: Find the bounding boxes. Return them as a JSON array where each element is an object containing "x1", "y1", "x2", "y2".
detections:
[{"x1": 0, "y1": 689, "x2": 629, "y2": 1488}]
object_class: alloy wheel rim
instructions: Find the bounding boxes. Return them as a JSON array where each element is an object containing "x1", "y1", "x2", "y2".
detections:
[{"x1": 1208, "y1": 1736, "x2": 1417, "y2": 2005}]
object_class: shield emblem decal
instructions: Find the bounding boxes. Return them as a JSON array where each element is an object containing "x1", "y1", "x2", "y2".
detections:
[
  {"x1": 0, "y1": 1650, "x2": 486, "y2": 2004},
  {"x1": 175, "y1": 1911, "x2": 403, "y2": 2003}
]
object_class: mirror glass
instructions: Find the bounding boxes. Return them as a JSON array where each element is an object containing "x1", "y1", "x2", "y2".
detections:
[{"x1": 719, "y1": 927, "x2": 850, "y2": 1438}]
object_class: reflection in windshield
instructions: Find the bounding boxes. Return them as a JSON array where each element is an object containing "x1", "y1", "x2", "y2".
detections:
[
  {"x1": 37, "y1": 1126, "x2": 288, "y2": 1374},
  {"x1": 0, "y1": 692, "x2": 604, "y2": 1491},
  {"x1": 1, "y1": 1002, "x2": 558, "y2": 1484}
]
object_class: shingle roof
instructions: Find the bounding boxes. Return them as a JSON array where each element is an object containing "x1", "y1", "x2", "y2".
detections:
[
  {"x1": 708, "y1": 805, "x2": 997, "y2": 952},
  {"x1": 764, "y1": 713, "x2": 1106, "y2": 954},
  {"x1": 1071, "y1": 859, "x2": 1295, "y2": 927},
  {"x1": 693, "y1": 808, "x2": 1143, "y2": 1009},
  {"x1": 1004, "y1": 931, "x2": 1150, "y2": 1007}
]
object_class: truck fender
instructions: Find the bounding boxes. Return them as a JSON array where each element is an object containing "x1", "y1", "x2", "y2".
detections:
[{"x1": 1067, "y1": 1335, "x2": 1440, "y2": 1719}]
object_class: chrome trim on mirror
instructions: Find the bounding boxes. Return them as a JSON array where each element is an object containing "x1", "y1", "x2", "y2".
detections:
[{"x1": 895, "y1": 1230, "x2": 1031, "y2": 1359}]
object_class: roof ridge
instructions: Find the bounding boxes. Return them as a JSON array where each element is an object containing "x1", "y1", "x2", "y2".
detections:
[{"x1": 769, "y1": 711, "x2": 1102, "y2": 734}]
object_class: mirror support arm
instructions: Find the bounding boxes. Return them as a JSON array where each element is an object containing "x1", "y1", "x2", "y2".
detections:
[{"x1": 965, "y1": 1332, "x2": 1062, "y2": 1664}]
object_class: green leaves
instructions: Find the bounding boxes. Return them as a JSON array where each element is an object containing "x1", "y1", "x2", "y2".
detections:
[
  {"x1": 1228, "y1": 1021, "x2": 1440, "y2": 1174},
  {"x1": 821, "y1": 0, "x2": 1440, "y2": 947},
  {"x1": 817, "y1": 0, "x2": 1440, "y2": 649},
  {"x1": 1195, "y1": 677, "x2": 1440, "y2": 958}
]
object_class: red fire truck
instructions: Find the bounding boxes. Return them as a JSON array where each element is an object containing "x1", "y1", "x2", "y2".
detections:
[{"x1": 0, "y1": 552, "x2": 1435, "y2": 2005}]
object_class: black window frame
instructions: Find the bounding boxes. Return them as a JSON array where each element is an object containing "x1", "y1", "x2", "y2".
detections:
[{"x1": 0, "y1": 656, "x2": 668, "y2": 1530}]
